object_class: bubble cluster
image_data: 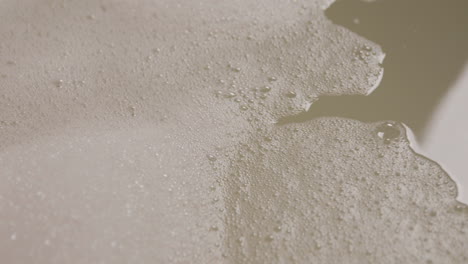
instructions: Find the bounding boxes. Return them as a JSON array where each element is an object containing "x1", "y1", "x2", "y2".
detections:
[{"x1": 225, "y1": 118, "x2": 468, "y2": 263}]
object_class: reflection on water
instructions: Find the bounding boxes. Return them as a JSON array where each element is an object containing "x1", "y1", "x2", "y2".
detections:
[{"x1": 423, "y1": 64, "x2": 468, "y2": 203}]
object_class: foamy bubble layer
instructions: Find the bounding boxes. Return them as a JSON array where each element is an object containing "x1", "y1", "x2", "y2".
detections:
[
  {"x1": 0, "y1": 0, "x2": 460, "y2": 263},
  {"x1": 0, "y1": 0, "x2": 383, "y2": 148},
  {"x1": 225, "y1": 118, "x2": 467, "y2": 263}
]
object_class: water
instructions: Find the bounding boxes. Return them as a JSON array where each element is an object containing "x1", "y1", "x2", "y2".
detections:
[
  {"x1": 0, "y1": 0, "x2": 467, "y2": 263},
  {"x1": 321, "y1": 0, "x2": 468, "y2": 203},
  {"x1": 423, "y1": 64, "x2": 468, "y2": 203}
]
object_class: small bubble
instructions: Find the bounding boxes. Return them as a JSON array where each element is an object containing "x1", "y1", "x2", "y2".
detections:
[
  {"x1": 128, "y1": 106, "x2": 136, "y2": 117},
  {"x1": 455, "y1": 204, "x2": 466, "y2": 212},
  {"x1": 240, "y1": 105, "x2": 248, "y2": 111},
  {"x1": 10, "y1": 233, "x2": 16, "y2": 240},
  {"x1": 376, "y1": 122, "x2": 400, "y2": 144},
  {"x1": 210, "y1": 225, "x2": 219, "y2": 231},
  {"x1": 225, "y1": 92, "x2": 237, "y2": 98},
  {"x1": 260, "y1": 86, "x2": 271, "y2": 92},
  {"x1": 265, "y1": 235, "x2": 274, "y2": 241},
  {"x1": 285, "y1": 91, "x2": 297, "y2": 98},
  {"x1": 54, "y1": 79, "x2": 64, "y2": 88},
  {"x1": 268, "y1": 76, "x2": 277, "y2": 82},
  {"x1": 207, "y1": 154, "x2": 217, "y2": 161},
  {"x1": 274, "y1": 226, "x2": 282, "y2": 232}
]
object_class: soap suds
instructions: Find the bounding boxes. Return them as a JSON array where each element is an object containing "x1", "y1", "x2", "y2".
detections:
[
  {"x1": 225, "y1": 118, "x2": 467, "y2": 263},
  {"x1": 0, "y1": 0, "x2": 463, "y2": 263}
]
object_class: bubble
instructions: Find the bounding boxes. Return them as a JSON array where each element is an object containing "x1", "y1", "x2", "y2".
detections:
[
  {"x1": 128, "y1": 106, "x2": 136, "y2": 117},
  {"x1": 225, "y1": 92, "x2": 237, "y2": 98},
  {"x1": 285, "y1": 91, "x2": 297, "y2": 98},
  {"x1": 376, "y1": 122, "x2": 400, "y2": 144},
  {"x1": 54, "y1": 79, "x2": 64, "y2": 88},
  {"x1": 260, "y1": 86, "x2": 271, "y2": 93},
  {"x1": 454, "y1": 204, "x2": 466, "y2": 212},
  {"x1": 207, "y1": 154, "x2": 217, "y2": 161}
]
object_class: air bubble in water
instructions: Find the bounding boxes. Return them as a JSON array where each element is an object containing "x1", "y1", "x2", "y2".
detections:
[
  {"x1": 260, "y1": 86, "x2": 271, "y2": 93},
  {"x1": 207, "y1": 154, "x2": 217, "y2": 161},
  {"x1": 376, "y1": 122, "x2": 400, "y2": 144},
  {"x1": 225, "y1": 92, "x2": 237, "y2": 98},
  {"x1": 54, "y1": 80, "x2": 64, "y2": 88}
]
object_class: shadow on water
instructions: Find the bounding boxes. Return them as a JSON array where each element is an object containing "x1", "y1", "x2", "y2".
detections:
[{"x1": 290, "y1": 0, "x2": 468, "y2": 141}]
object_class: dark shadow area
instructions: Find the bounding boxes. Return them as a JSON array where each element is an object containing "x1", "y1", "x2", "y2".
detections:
[{"x1": 295, "y1": 0, "x2": 468, "y2": 140}]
